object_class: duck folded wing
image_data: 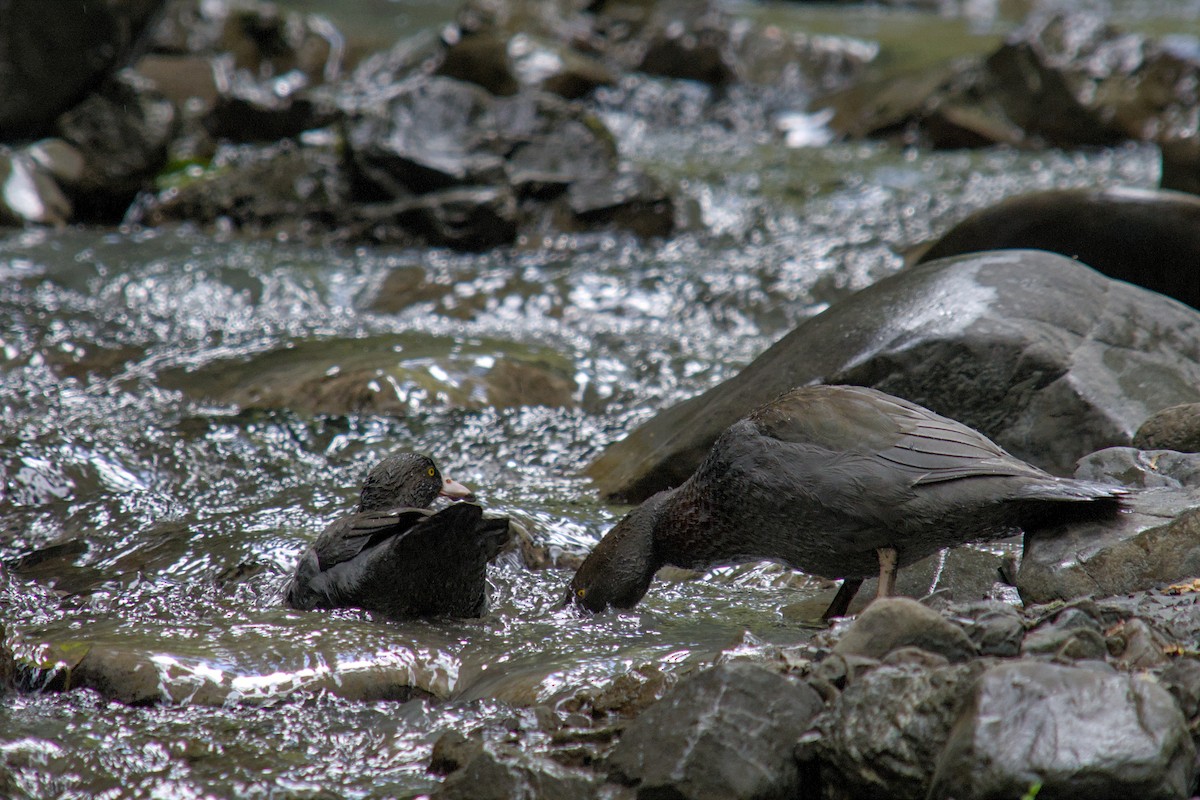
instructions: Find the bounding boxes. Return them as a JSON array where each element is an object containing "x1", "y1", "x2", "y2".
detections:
[
  {"x1": 749, "y1": 385, "x2": 1049, "y2": 486},
  {"x1": 312, "y1": 508, "x2": 433, "y2": 571},
  {"x1": 361, "y1": 503, "x2": 512, "y2": 619}
]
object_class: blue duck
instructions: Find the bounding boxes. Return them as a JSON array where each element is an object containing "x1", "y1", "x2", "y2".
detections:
[
  {"x1": 568, "y1": 385, "x2": 1125, "y2": 619},
  {"x1": 285, "y1": 452, "x2": 511, "y2": 620}
]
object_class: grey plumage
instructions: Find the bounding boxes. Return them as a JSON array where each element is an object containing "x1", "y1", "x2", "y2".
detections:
[
  {"x1": 569, "y1": 385, "x2": 1125, "y2": 616},
  {"x1": 286, "y1": 503, "x2": 511, "y2": 619},
  {"x1": 284, "y1": 452, "x2": 510, "y2": 620}
]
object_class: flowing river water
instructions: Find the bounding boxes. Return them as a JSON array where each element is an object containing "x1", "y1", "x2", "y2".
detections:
[{"x1": 0, "y1": 1, "x2": 1191, "y2": 797}]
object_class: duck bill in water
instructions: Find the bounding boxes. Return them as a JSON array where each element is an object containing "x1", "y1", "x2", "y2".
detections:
[
  {"x1": 566, "y1": 494, "x2": 667, "y2": 613},
  {"x1": 440, "y1": 476, "x2": 475, "y2": 501}
]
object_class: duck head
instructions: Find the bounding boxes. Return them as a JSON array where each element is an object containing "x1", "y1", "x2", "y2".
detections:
[
  {"x1": 567, "y1": 492, "x2": 671, "y2": 613},
  {"x1": 358, "y1": 452, "x2": 474, "y2": 512}
]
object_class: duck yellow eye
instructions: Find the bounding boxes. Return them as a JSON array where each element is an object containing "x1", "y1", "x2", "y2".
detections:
[
  {"x1": 576, "y1": 588, "x2": 586, "y2": 598},
  {"x1": 427, "y1": 467, "x2": 436, "y2": 477}
]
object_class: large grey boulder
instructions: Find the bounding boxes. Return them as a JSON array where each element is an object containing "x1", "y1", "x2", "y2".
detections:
[
  {"x1": 587, "y1": 250, "x2": 1200, "y2": 502},
  {"x1": 929, "y1": 661, "x2": 1196, "y2": 800},
  {"x1": 606, "y1": 662, "x2": 824, "y2": 800},
  {"x1": 916, "y1": 188, "x2": 1200, "y2": 310}
]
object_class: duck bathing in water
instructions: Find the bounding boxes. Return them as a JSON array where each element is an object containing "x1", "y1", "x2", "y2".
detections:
[
  {"x1": 568, "y1": 385, "x2": 1125, "y2": 620},
  {"x1": 285, "y1": 452, "x2": 511, "y2": 620}
]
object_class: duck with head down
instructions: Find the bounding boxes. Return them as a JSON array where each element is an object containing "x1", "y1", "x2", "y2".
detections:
[
  {"x1": 286, "y1": 452, "x2": 511, "y2": 620},
  {"x1": 568, "y1": 385, "x2": 1126, "y2": 620}
]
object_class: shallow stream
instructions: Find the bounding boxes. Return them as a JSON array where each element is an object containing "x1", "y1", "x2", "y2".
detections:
[{"x1": 0, "y1": 1, "x2": 1188, "y2": 797}]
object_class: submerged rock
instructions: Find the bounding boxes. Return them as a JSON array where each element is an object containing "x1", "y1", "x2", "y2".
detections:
[
  {"x1": 158, "y1": 334, "x2": 579, "y2": 416},
  {"x1": 1017, "y1": 487, "x2": 1200, "y2": 605},
  {"x1": 915, "y1": 187, "x2": 1200, "y2": 310},
  {"x1": 18, "y1": 631, "x2": 451, "y2": 706},
  {"x1": 928, "y1": 661, "x2": 1196, "y2": 800},
  {"x1": 587, "y1": 249, "x2": 1200, "y2": 502},
  {"x1": 606, "y1": 662, "x2": 823, "y2": 800},
  {"x1": 432, "y1": 742, "x2": 600, "y2": 800}
]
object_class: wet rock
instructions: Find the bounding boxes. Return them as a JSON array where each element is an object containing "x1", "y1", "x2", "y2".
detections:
[
  {"x1": 69, "y1": 647, "x2": 164, "y2": 706},
  {"x1": 24, "y1": 636, "x2": 444, "y2": 706},
  {"x1": 349, "y1": 186, "x2": 520, "y2": 251},
  {"x1": 1020, "y1": 607, "x2": 1108, "y2": 661},
  {"x1": 1104, "y1": 617, "x2": 1176, "y2": 670},
  {"x1": 0, "y1": 621, "x2": 13, "y2": 693},
  {"x1": 161, "y1": 334, "x2": 578, "y2": 415},
  {"x1": 1159, "y1": 658, "x2": 1200, "y2": 732},
  {"x1": 509, "y1": 35, "x2": 617, "y2": 100},
  {"x1": 204, "y1": 71, "x2": 341, "y2": 142},
  {"x1": 986, "y1": 12, "x2": 1200, "y2": 147},
  {"x1": 928, "y1": 661, "x2": 1196, "y2": 800},
  {"x1": 215, "y1": 0, "x2": 343, "y2": 86},
  {"x1": 982, "y1": 13, "x2": 1130, "y2": 147},
  {"x1": 1096, "y1": 589, "x2": 1200, "y2": 646},
  {"x1": 485, "y1": 358, "x2": 577, "y2": 409},
  {"x1": 945, "y1": 601, "x2": 1025, "y2": 657},
  {"x1": 916, "y1": 187, "x2": 1200, "y2": 310},
  {"x1": 587, "y1": 249, "x2": 1200, "y2": 502},
  {"x1": 565, "y1": 171, "x2": 674, "y2": 238},
  {"x1": 1161, "y1": 137, "x2": 1200, "y2": 196},
  {"x1": 503, "y1": 115, "x2": 617, "y2": 195},
  {"x1": 54, "y1": 70, "x2": 178, "y2": 221},
  {"x1": 430, "y1": 730, "x2": 485, "y2": 776},
  {"x1": 808, "y1": 652, "x2": 880, "y2": 693},
  {"x1": 371, "y1": 265, "x2": 454, "y2": 313},
  {"x1": 0, "y1": 0, "x2": 167, "y2": 139},
  {"x1": 347, "y1": 76, "x2": 508, "y2": 198},
  {"x1": 1018, "y1": 487, "x2": 1200, "y2": 605},
  {"x1": 819, "y1": 58, "x2": 1018, "y2": 147},
  {"x1": 432, "y1": 743, "x2": 599, "y2": 800},
  {"x1": 135, "y1": 53, "x2": 222, "y2": 108},
  {"x1": 638, "y1": 20, "x2": 735, "y2": 87},
  {"x1": 810, "y1": 661, "x2": 988, "y2": 800},
  {"x1": 832, "y1": 597, "x2": 977, "y2": 663},
  {"x1": 437, "y1": 30, "x2": 520, "y2": 96},
  {"x1": 1136, "y1": 402, "x2": 1200, "y2": 453},
  {"x1": 341, "y1": 72, "x2": 667, "y2": 247},
  {"x1": 0, "y1": 149, "x2": 74, "y2": 225},
  {"x1": 1076, "y1": 447, "x2": 1200, "y2": 489},
  {"x1": 141, "y1": 140, "x2": 349, "y2": 239},
  {"x1": 559, "y1": 664, "x2": 676, "y2": 722},
  {"x1": 607, "y1": 662, "x2": 823, "y2": 800},
  {"x1": 822, "y1": 12, "x2": 1200, "y2": 151},
  {"x1": 586, "y1": 665, "x2": 672, "y2": 720}
]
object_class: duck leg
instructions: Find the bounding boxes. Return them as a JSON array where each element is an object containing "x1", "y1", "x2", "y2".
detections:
[
  {"x1": 820, "y1": 577, "x2": 864, "y2": 621},
  {"x1": 876, "y1": 546, "x2": 898, "y2": 598}
]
